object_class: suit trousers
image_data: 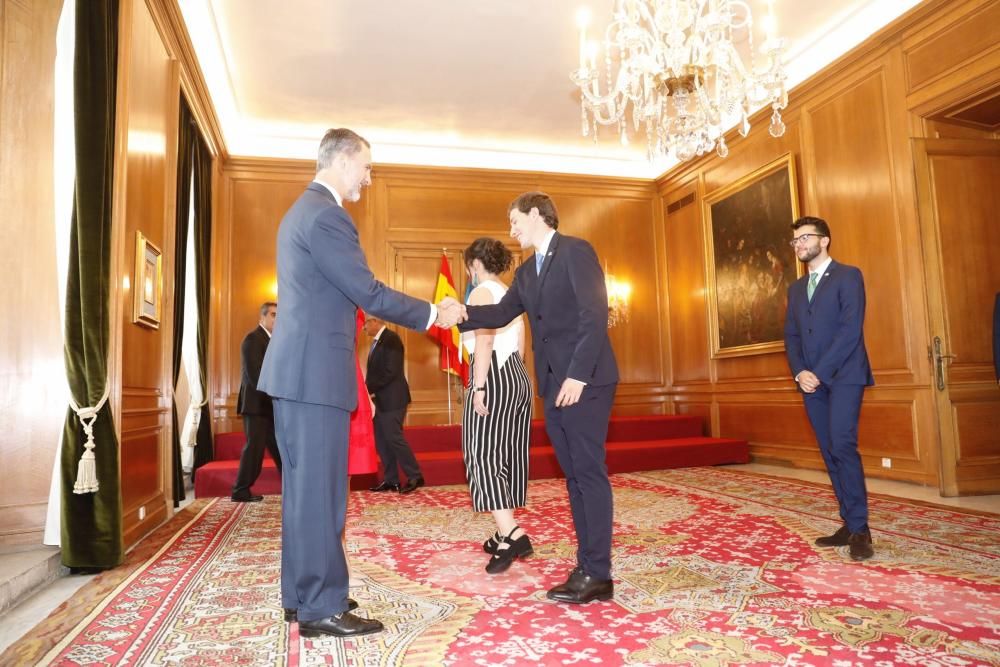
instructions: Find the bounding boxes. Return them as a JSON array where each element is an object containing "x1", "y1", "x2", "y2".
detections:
[
  {"x1": 232, "y1": 414, "x2": 281, "y2": 497},
  {"x1": 373, "y1": 407, "x2": 421, "y2": 484},
  {"x1": 272, "y1": 399, "x2": 352, "y2": 621},
  {"x1": 543, "y1": 374, "x2": 616, "y2": 581},
  {"x1": 802, "y1": 383, "x2": 869, "y2": 533}
]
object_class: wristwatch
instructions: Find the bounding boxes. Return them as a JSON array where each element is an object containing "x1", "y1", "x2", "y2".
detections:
[{"x1": 474, "y1": 386, "x2": 486, "y2": 392}]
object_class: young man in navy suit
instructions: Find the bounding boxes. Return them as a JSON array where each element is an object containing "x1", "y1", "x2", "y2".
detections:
[
  {"x1": 784, "y1": 216, "x2": 875, "y2": 561},
  {"x1": 459, "y1": 192, "x2": 619, "y2": 603}
]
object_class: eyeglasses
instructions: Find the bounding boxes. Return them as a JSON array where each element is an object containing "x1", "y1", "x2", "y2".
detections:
[{"x1": 789, "y1": 233, "x2": 826, "y2": 247}]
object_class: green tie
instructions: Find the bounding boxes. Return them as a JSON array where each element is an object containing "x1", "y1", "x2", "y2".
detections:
[{"x1": 807, "y1": 272, "x2": 819, "y2": 301}]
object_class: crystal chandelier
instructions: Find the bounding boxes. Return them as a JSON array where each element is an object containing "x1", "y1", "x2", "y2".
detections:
[{"x1": 571, "y1": 0, "x2": 788, "y2": 161}]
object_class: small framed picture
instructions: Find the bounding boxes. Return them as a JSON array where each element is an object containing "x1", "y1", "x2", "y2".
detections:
[{"x1": 133, "y1": 231, "x2": 163, "y2": 329}]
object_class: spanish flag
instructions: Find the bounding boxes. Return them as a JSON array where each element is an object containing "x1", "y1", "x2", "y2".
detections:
[{"x1": 430, "y1": 253, "x2": 469, "y2": 385}]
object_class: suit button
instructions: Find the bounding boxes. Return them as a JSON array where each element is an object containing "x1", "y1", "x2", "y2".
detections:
[
  {"x1": 808, "y1": 329, "x2": 812, "y2": 334},
  {"x1": 536, "y1": 315, "x2": 542, "y2": 320},
  {"x1": 543, "y1": 337, "x2": 549, "y2": 343}
]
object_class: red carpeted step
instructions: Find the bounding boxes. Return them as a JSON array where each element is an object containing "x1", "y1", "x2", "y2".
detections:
[{"x1": 194, "y1": 459, "x2": 281, "y2": 499}]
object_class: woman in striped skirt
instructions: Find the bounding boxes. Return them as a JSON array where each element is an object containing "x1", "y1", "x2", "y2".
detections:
[{"x1": 461, "y1": 238, "x2": 534, "y2": 574}]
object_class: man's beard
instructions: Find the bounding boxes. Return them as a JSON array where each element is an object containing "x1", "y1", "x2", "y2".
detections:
[{"x1": 798, "y1": 246, "x2": 821, "y2": 263}]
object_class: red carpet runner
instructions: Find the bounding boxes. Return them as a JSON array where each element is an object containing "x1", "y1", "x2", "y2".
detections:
[{"x1": 8, "y1": 468, "x2": 1000, "y2": 666}]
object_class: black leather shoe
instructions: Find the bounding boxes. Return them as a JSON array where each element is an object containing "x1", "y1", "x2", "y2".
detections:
[
  {"x1": 298, "y1": 612, "x2": 383, "y2": 638},
  {"x1": 546, "y1": 567, "x2": 586, "y2": 597},
  {"x1": 399, "y1": 477, "x2": 425, "y2": 494},
  {"x1": 815, "y1": 525, "x2": 851, "y2": 547},
  {"x1": 547, "y1": 573, "x2": 613, "y2": 604},
  {"x1": 231, "y1": 494, "x2": 264, "y2": 503},
  {"x1": 284, "y1": 599, "x2": 357, "y2": 622},
  {"x1": 369, "y1": 481, "x2": 400, "y2": 492},
  {"x1": 485, "y1": 529, "x2": 533, "y2": 574},
  {"x1": 848, "y1": 530, "x2": 874, "y2": 561}
]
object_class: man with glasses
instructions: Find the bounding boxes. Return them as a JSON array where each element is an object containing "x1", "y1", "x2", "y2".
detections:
[{"x1": 784, "y1": 216, "x2": 875, "y2": 561}]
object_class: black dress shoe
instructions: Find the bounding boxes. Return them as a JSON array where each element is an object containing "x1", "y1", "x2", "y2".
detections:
[
  {"x1": 848, "y1": 530, "x2": 874, "y2": 561},
  {"x1": 399, "y1": 477, "x2": 425, "y2": 494},
  {"x1": 284, "y1": 599, "x2": 357, "y2": 622},
  {"x1": 485, "y1": 529, "x2": 533, "y2": 574},
  {"x1": 815, "y1": 525, "x2": 851, "y2": 547},
  {"x1": 546, "y1": 567, "x2": 586, "y2": 597},
  {"x1": 298, "y1": 612, "x2": 383, "y2": 638},
  {"x1": 231, "y1": 494, "x2": 264, "y2": 503},
  {"x1": 547, "y1": 572, "x2": 613, "y2": 604},
  {"x1": 369, "y1": 481, "x2": 400, "y2": 492}
]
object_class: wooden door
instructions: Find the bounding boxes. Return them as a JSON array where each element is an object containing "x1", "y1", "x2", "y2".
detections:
[{"x1": 913, "y1": 138, "x2": 1000, "y2": 495}]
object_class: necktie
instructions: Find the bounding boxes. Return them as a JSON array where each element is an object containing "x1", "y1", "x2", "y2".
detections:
[
  {"x1": 369, "y1": 338, "x2": 377, "y2": 355},
  {"x1": 807, "y1": 272, "x2": 819, "y2": 302},
  {"x1": 535, "y1": 253, "x2": 544, "y2": 275}
]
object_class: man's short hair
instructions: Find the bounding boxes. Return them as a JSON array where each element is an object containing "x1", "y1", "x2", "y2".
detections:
[
  {"x1": 791, "y1": 216, "x2": 831, "y2": 247},
  {"x1": 509, "y1": 191, "x2": 559, "y2": 230},
  {"x1": 317, "y1": 128, "x2": 370, "y2": 172},
  {"x1": 259, "y1": 301, "x2": 277, "y2": 318}
]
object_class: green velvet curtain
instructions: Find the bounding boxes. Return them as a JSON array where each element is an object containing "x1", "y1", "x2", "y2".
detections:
[
  {"x1": 60, "y1": 0, "x2": 123, "y2": 569},
  {"x1": 169, "y1": 98, "x2": 196, "y2": 507},
  {"x1": 191, "y1": 123, "x2": 214, "y2": 473}
]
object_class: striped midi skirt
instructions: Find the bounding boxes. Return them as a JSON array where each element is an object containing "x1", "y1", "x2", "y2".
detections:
[{"x1": 462, "y1": 351, "x2": 533, "y2": 512}]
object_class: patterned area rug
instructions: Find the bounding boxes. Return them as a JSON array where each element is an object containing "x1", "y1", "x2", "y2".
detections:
[{"x1": 6, "y1": 468, "x2": 1000, "y2": 666}]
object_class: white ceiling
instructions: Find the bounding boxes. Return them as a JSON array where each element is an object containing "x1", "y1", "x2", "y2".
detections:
[{"x1": 178, "y1": 0, "x2": 923, "y2": 178}]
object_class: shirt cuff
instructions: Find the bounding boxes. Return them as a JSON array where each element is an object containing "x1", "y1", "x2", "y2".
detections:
[
  {"x1": 425, "y1": 303, "x2": 437, "y2": 330},
  {"x1": 566, "y1": 378, "x2": 587, "y2": 387}
]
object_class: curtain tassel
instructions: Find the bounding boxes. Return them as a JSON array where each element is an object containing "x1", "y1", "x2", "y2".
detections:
[{"x1": 70, "y1": 384, "x2": 110, "y2": 494}]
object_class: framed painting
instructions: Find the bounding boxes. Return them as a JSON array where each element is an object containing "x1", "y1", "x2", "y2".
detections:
[
  {"x1": 132, "y1": 231, "x2": 163, "y2": 329},
  {"x1": 704, "y1": 153, "x2": 801, "y2": 358}
]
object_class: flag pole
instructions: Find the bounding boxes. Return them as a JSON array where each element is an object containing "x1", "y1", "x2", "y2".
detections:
[{"x1": 442, "y1": 247, "x2": 453, "y2": 425}]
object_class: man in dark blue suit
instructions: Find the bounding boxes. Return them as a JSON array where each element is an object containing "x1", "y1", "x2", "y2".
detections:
[
  {"x1": 257, "y1": 129, "x2": 464, "y2": 637},
  {"x1": 459, "y1": 192, "x2": 619, "y2": 603},
  {"x1": 784, "y1": 216, "x2": 875, "y2": 561}
]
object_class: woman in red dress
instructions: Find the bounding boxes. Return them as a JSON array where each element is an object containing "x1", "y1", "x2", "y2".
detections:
[{"x1": 344, "y1": 309, "x2": 377, "y2": 583}]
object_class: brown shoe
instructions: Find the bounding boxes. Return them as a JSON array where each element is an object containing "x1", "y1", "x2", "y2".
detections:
[
  {"x1": 815, "y1": 525, "x2": 850, "y2": 547},
  {"x1": 848, "y1": 530, "x2": 874, "y2": 561}
]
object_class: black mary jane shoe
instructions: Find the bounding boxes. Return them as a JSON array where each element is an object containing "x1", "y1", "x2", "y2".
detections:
[
  {"x1": 284, "y1": 599, "x2": 357, "y2": 622},
  {"x1": 485, "y1": 528, "x2": 533, "y2": 574},
  {"x1": 483, "y1": 531, "x2": 501, "y2": 554}
]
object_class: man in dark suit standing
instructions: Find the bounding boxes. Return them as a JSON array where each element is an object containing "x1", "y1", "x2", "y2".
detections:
[
  {"x1": 784, "y1": 215, "x2": 876, "y2": 561},
  {"x1": 459, "y1": 192, "x2": 618, "y2": 604},
  {"x1": 257, "y1": 128, "x2": 464, "y2": 638},
  {"x1": 363, "y1": 316, "x2": 424, "y2": 493},
  {"x1": 231, "y1": 301, "x2": 280, "y2": 502}
]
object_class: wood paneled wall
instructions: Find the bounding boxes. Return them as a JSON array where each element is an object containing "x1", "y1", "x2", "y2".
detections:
[
  {"x1": 0, "y1": 0, "x2": 64, "y2": 545},
  {"x1": 211, "y1": 161, "x2": 664, "y2": 432},
  {"x1": 654, "y1": 0, "x2": 1000, "y2": 488},
  {"x1": 108, "y1": 0, "x2": 224, "y2": 546}
]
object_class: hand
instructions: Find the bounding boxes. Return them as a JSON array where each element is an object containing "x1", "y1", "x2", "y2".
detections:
[
  {"x1": 555, "y1": 378, "x2": 585, "y2": 408},
  {"x1": 796, "y1": 370, "x2": 820, "y2": 393},
  {"x1": 472, "y1": 390, "x2": 489, "y2": 417},
  {"x1": 435, "y1": 297, "x2": 467, "y2": 328}
]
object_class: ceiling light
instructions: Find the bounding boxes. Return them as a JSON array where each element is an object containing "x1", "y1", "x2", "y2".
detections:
[{"x1": 571, "y1": 0, "x2": 789, "y2": 161}]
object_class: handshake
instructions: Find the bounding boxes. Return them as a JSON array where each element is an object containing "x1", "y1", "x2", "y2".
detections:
[{"x1": 434, "y1": 297, "x2": 468, "y2": 329}]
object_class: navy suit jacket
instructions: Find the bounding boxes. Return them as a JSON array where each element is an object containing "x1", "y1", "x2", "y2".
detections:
[
  {"x1": 237, "y1": 326, "x2": 272, "y2": 416},
  {"x1": 258, "y1": 183, "x2": 431, "y2": 410},
  {"x1": 365, "y1": 328, "x2": 411, "y2": 412},
  {"x1": 784, "y1": 260, "x2": 874, "y2": 387},
  {"x1": 459, "y1": 232, "x2": 618, "y2": 396}
]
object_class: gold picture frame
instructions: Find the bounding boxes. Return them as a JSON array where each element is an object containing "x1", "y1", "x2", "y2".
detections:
[
  {"x1": 132, "y1": 231, "x2": 163, "y2": 329},
  {"x1": 704, "y1": 153, "x2": 801, "y2": 358}
]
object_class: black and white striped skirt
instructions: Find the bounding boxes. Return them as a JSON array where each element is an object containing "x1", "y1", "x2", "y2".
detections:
[{"x1": 462, "y1": 351, "x2": 533, "y2": 512}]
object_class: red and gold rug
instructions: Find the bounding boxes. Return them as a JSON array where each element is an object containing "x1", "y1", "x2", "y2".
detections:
[{"x1": 5, "y1": 468, "x2": 1000, "y2": 666}]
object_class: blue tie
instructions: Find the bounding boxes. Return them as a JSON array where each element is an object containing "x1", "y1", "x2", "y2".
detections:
[
  {"x1": 535, "y1": 253, "x2": 544, "y2": 275},
  {"x1": 369, "y1": 338, "x2": 377, "y2": 355}
]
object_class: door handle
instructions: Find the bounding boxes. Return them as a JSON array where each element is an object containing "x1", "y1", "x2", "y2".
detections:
[{"x1": 931, "y1": 336, "x2": 957, "y2": 391}]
